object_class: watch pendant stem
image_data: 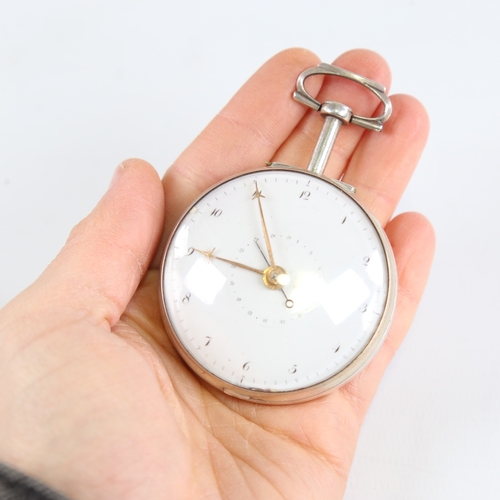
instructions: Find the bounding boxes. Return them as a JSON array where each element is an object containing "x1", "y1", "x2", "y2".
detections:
[{"x1": 307, "y1": 102, "x2": 350, "y2": 176}]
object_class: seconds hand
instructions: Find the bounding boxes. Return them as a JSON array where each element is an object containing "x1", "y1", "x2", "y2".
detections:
[{"x1": 254, "y1": 238, "x2": 294, "y2": 309}]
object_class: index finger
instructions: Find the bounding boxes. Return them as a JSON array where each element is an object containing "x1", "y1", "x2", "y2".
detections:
[{"x1": 161, "y1": 48, "x2": 321, "y2": 237}]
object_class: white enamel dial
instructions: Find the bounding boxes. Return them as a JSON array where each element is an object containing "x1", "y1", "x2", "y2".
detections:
[{"x1": 160, "y1": 167, "x2": 396, "y2": 404}]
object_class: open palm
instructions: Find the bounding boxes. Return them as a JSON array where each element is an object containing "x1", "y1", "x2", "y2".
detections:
[{"x1": 0, "y1": 49, "x2": 434, "y2": 500}]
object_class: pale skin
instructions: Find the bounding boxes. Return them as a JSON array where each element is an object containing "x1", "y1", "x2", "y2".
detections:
[{"x1": 0, "y1": 49, "x2": 435, "y2": 499}]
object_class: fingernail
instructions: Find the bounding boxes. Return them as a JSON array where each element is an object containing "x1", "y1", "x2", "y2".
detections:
[{"x1": 108, "y1": 163, "x2": 125, "y2": 190}]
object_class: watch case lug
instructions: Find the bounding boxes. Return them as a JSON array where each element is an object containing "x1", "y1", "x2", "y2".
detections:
[{"x1": 339, "y1": 181, "x2": 356, "y2": 194}]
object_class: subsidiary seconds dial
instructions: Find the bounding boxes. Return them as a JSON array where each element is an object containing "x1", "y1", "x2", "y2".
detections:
[{"x1": 160, "y1": 167, "x2": 396, "y2": 404}]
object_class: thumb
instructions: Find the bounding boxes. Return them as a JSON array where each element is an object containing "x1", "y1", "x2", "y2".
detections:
[{"x1": 8, "y1": 159, "x2": 165, "y2": 332}]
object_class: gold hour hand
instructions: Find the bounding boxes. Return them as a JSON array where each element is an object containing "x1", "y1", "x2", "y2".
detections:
[
  {"x1": 193, "y1": 248, "x2": 264, "y2": 275},
  {"x1": 193, "y1": 247, "x2": 289, "y2": 290},
  {"x1": 252, "y1": 181, "x2": 275, "y2": 266}
]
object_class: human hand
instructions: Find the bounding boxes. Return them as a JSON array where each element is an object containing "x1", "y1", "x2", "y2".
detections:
[{"x1": 0, "y1": 49, "x2": 435, "y2": 500}]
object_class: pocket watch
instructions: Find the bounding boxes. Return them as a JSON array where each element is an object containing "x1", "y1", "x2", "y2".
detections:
[{"x1": 159, "y1": 63, "x2": 396, "y2": 404}]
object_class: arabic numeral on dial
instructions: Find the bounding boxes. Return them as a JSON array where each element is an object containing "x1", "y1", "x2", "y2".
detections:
[
  {"x1": 186, "y1": 247, "x2": 194, "y2": 256},
  {"x1": 205, "y1": 336, "x2": 212, "y2": 346},
  {"x1": 363, "y1": 256, "x2": 370, "y2": 266},
  {"x1": 243, "y1": 362, "x2": 251, "y2": 371},
  {"x1": 182, "y1": 293, "x2": 191, "y2": 304},
  {"x1": 288, "y1": 364, "x2": 297, "y2": 374},
  {"x1": 210, "y1": 208, "x2": 222, "y2": 217},
  {"x1": 360, "y1": 303, "x2": 368, "y2": 313},
  {"x1": 299, "y1": 190, "x2": 311, "y2": 200}
]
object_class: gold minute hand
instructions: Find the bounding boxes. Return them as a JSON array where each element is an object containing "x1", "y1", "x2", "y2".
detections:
[
  {"x1": 252, "y1": 181, "x2": 275, "y2": 266},
  {"x1": 194, "y1": 248, "x2": 264, "y2": 275}
]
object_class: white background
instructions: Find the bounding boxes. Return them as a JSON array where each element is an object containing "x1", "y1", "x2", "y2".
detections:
[{"x1": 1, "y1": 1, "x2": 499, "y2": 498}]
